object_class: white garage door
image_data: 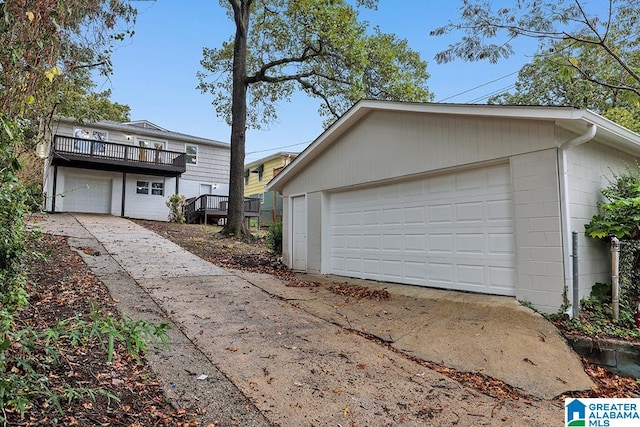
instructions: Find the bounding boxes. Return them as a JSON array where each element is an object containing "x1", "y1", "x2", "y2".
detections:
[
  {"x1": 63, "y1": 174, "x2": 112, "y2": 214},
  {"x1": 328, "y1": 164, "x2": 515, "y2": 296}
]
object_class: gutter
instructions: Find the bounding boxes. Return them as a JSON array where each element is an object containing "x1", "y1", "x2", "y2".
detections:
[{"x1": 558, "y1": 123, "x2": 597, "y2": 317}]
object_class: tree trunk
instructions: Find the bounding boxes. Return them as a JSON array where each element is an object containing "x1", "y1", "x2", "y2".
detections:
[{"x1": 223, "y1": 0, "x2": 252, "y2": 238}]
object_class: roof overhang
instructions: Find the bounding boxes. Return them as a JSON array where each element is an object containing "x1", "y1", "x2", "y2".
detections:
[
  {"x1": 53, "y1": 116, "x2": 230, "y2": 149},
  {"x1": 267, "y1": 100, "x2": 640, "y2": 191}
]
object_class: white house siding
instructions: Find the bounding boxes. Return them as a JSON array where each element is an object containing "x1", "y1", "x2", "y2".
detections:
[
  {"x1": 567, "y1": 140, "x2": 639, "y2": 302},
  {"x1": 124, "y1": 174, "x2": 174, "y2": 221},
  {"x1": 282, "y1": 110, "x2": 556, "y2": 196},
  {"x1": 510, "y1": 149, "x2": 564, "y2": 313}
]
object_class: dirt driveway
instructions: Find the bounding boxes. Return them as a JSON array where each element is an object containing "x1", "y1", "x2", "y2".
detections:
[{"x1": 37, "y1": 213, "x2": 587, "y2": 426}]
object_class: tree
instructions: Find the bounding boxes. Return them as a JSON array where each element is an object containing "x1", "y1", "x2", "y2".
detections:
[
  {"x1": 0, "y1": 0, "x2": 136, "y2": 138},
  {"x1": 431, "y1": 0, "x2": 640, "y2": 97},
  {"x1": 54, "y1": 74, "x2": 132, "y2": 123},
  {"x1": 198, "y1": 0, "x2": 432, "y2": 237},
  {"x1": 488, "y1": 40, "x2": 640, "y2": 132},
  {"x1": 1, "y1": 1, "x2": 135, "y2": 415}
]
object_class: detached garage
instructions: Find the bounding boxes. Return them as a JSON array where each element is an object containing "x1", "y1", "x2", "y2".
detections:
[{"x1": 267, "y1": 101, "x2": 640, "y2": 314}]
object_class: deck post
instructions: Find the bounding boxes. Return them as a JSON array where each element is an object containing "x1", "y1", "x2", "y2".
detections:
[
  {"x1": 203, "y1": 195, "x2": 208, "y2": 225},
  {"x1": 121, "y1": 172, "x2": 126, "y2": 217}
]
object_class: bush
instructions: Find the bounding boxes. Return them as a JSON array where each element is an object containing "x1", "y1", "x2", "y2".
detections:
[
  {"x1": 584, "y1": 166, "x2": 640, "y2": 325},
  {"x1": 166, "y1": 194, "x2": 186, "y2": 223},
  {"x1": 265, "y1": 222, "x2": 283, "y2": 255}
]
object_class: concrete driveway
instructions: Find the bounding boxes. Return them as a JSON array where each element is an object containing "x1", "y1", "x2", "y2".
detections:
[{"x1": 34, "y1": 213, "x2": 594, "y2": 426}]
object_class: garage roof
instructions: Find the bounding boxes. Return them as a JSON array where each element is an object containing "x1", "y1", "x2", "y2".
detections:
[{"x1": 267, "y1": 100, "x2": 640, "y2": 191}]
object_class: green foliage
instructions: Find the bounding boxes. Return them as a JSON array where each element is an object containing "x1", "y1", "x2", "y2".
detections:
[
  {"x1": 199, "y1": 0, "x2": 431, "y2": 129},
  {"x1": 583, "y1": 169, "x2": 640, "y2": 329},
  {"x1": 0, "y1": 118, "x2": 29, "y2": 315},
  {"x1": 0, "y1": 305, "x2": 169, "y2": 420},
  {"x1": 55, "y1": 74, "x2": 132, "y2": 123},
  {"x1": 488, "y1": 40, "x2": 640, "y2": 132},
  {"x1": 166, "y1": 194, "x2": 186, "y2": 224},
  {"x1": 0, "y1": 0, "x2": 137, "y2": 122},
  {"x1": 265, "y1": 222, "x2": 283, "y2": 255},
  {"x1": 432, "y1": 0, "x2": 640, "y2": 99},
  {"x1": 590, "y1": 282, "x2": 612, "y2": 304},
  {"x1": 585, "y1": 166, "x2": 640, "y2": 240}
]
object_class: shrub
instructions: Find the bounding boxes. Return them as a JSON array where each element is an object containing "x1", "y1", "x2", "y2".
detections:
[
  {"x1": 584, "y1": 166, "x2": 640, "y2": 325},
  {"x1": 166, "y1": 194, "x2": 186, "y2": 223},
  {"x1": 265, "y1": 222, "x2": 283, "y2": 255}
]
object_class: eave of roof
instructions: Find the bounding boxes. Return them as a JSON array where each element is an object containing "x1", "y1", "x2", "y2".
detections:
[
  {"x1": 267, "y1": 100, "x2": 640, "y2": 191},
  {"x1": 244, "y1": 151, "x2": 298, "y2": 169}
]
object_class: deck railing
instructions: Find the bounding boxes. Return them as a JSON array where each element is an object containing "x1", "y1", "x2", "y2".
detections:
[
  {"x1": 52, "y1": 135, "x2": 187, "y2": 171},
  {"x1": 184, "y1": 194, "x2": 260, "y2": 224}
]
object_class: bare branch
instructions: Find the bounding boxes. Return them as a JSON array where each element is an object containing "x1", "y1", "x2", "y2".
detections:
[{"x1": 296, "y1": 77, "x2": 340, "y2": 119}]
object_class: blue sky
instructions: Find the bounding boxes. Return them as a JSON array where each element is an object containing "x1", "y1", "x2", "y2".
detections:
[{"x1": 98, "y1": 1, "x2": 539, "y2": 162}]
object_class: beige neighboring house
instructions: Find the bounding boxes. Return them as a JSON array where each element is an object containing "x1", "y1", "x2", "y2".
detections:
[
  {"x1": 267, "y1": 100, "x2": 640, "y2": 314},
  {"x1": 42, "y1": 118, "x2": 230, "y2": 221},
  {"x1": 244, "y1": 151, "x2": 297, "y2": 226}
]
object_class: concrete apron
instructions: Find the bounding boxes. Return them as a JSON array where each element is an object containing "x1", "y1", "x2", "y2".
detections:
[{"x1": 35, "y1": 214, "x2": 593, "y2": 424}]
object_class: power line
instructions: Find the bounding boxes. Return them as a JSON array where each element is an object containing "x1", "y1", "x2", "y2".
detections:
[
  {"x1": 467, "y1": 84, "x2": 516, "y2": 104},
  {"x1": 436, "y1": 70, "x2": 520, "y2": 103},
  {"x1": 246, "y1": 140, "x2": 311, "y2": 156}
]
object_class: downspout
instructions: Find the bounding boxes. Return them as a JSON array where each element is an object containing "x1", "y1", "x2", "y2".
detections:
[{"x1": 558, "y1": 123, "x2": 596, "y2": 316}]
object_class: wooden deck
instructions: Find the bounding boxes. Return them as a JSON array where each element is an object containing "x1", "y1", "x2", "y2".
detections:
[
  {"x1": 51, "y1": 135, "x2": 187, "y2": 176},
  {"x1": 184, "y1": 194, "x2": 260, "y2": 224}
]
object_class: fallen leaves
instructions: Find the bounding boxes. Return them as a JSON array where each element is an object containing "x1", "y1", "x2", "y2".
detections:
[
  {"x1": 328, "y1": 283, "x2": 390, "y2": 300},
  {"x1": 15, "y1": 233, "x2": 200, "y2": 426}
]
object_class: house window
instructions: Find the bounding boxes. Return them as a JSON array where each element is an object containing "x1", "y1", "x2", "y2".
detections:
[
  {"x1": 260, "y1": 193, "x2": 265, "y2": 204},
  {"x1": 244, "y1": 169, "x2": 250, "y2": 185},
  {"x1": 73, "y1": 127, "x2": 107, "y2": 153},
  {"x1": 252, "y1": 164, "x2": 264, "y2": 182},
  {"x1": 186, "y1": 144, "x2": 198, "y2": 165},
  {"x1": 136, "y1": 181, "x2": 149, "y2": 194},
  {"x1": 151, "y1": 182, "x2": 164, "y2": 196}
]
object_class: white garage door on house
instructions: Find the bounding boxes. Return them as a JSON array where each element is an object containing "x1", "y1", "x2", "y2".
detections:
[
  {"x1": 63, "y1": 174, "x2": 112, "y2": 214},
  {"x1": 328, "y1": 163, "x2": 516, "y2": 296}
]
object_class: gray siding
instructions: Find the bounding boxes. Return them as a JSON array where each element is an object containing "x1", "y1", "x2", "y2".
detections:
[
  {"x1": 175, "y1": 141, "x2": 230, "y2": 183},
  {"x1": 281, "y1": 110, "x2": 556, "y2": 196}
]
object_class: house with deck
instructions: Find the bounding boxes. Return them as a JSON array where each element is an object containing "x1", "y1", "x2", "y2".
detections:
[{"x1": 42, "y1": 118, "x2": 233, "y2": 222}]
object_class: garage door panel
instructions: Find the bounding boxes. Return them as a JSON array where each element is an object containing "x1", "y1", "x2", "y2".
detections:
[
  {"x1": 489, "y1": 233, "x2": 515, "y2": 254},
  {"x1": 64, "y1": 175, "x2": 112, "y2": 214},
  {"x1": 456, "y1": 233, "x2": 484, "y2": 253},
  {"x1": 429, "y1": 205, "x2": 453, "y2": 223},
  {"x1": 328, "y1": 164, "x2": 516, "y2": 296}
]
